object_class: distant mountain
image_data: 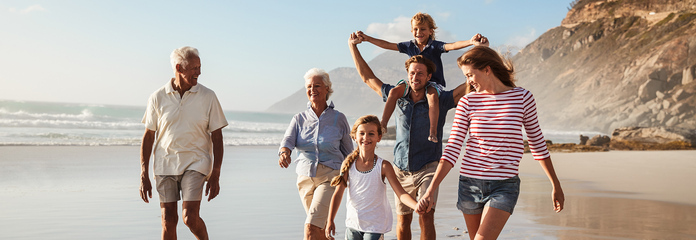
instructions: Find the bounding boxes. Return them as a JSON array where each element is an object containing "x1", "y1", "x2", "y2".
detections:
[
  {"x1": 513, "y1": 0, "x2": 696, "y2": 133},
  {"x1": 266, "y1": 50, "x2": 468, "y2": 120}
]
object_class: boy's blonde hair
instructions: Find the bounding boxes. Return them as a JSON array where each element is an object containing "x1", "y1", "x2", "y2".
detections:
[
  {"x1": 411, "y1": 12, "x2": 438, "y2": 40},
  {"x1": 330, "y1": 115, "x2": 383, "y2": 187}
]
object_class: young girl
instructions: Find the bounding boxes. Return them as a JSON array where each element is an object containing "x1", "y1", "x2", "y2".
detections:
[
  {"x1": 357, "y1": 12, "x2": 488, "y2": 143},
  {"x1": 324, "y1": 115, "x2": 419, "y2": 240}
]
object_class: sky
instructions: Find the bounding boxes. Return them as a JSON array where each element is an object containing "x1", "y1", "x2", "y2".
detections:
[{"x1": 1, "y1": 0, "x2": 572, "y2": 112}]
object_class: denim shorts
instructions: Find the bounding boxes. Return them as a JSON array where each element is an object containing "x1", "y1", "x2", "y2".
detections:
[
  {"x1": 456, "y1": 175, "x2": 520, "y2": 214},
  {"x1": 344, "y1": 228, "x2": 384, "y2": 240}
]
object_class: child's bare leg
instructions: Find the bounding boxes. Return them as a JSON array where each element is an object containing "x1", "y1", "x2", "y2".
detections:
[
  {"x1": 382, "y1": 84, "x2": 406, "y2": 134},
  {"x1": 427, "y1": 86, "x2": 439, "y2": 143}
]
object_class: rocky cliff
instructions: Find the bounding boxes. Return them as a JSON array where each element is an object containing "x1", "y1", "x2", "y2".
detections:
[{"x1": 514, "y1": 0, "x2": 696, "y2": 133}]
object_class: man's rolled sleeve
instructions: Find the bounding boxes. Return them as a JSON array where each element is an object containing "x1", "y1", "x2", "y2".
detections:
[
  {"x1": 381, "y1": 83, "x2": 394, "y2": 103},
  {"x1": 207, "y1": 93, "x2": 228, "y2": 133},
  {"x1": 142, "y1": 94, "x2": 159, "y2": 132}
]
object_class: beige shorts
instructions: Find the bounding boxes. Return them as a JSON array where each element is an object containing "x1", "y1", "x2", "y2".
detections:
[
  {"x1": 155, "y1": 170, "x2": 206, "y2": 203},
  {"x1": 296, "y1": 163, "x2": 339, "y2": 228},
  {"x1": 393, "y1": 161, "x2": 439, "y2": 215}
]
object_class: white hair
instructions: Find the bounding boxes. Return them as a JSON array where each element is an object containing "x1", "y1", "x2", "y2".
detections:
[
  {"x1": 304, "y1": 68, "x2": 333, "y2": 100},
  {"x1": 170, "y1": 46, "x2": 200, "y2": 72}
]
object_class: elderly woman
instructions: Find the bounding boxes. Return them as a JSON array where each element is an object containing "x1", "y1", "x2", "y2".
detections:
[
  {"x1": 418, "y1": 46, "x2": 565, "y2": 240},
  {"x1": 279, "y1": 68, "x2": 354, "y2": 240}
]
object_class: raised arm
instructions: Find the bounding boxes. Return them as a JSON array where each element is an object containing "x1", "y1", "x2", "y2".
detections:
[
  {"x1": 357, "y1": 31, "x2": 399, "y2": 51},
  {"x1": 349, "y1": 32, "x2": 385, "y2": 97},
  {"x1": 443, "y1": 33, "x2": 489, "y2": 51}
]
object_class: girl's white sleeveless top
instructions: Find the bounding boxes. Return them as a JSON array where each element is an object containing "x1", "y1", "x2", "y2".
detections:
[{"x1": 345, "y1": 156, "x2": 392, "y2": 234}]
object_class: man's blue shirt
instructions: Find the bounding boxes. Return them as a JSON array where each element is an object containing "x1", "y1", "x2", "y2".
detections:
[
  {"x1": 397, "y1": 39, "x2": 448, "y2": 87},
  {"x1": 381, "y1": 83, "x2": 456, "y2": 172}
]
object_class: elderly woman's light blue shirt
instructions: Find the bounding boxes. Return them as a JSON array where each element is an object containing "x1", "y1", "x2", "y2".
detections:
[{"x1": 280, "y1": 101, "x2": 354, "y2": 177}]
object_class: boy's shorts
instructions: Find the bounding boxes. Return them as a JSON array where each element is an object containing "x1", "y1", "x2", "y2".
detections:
[
  {"x1": 456, "y1": 175, "x2": 520, "y2": 215},
  {"x1": 155, "y1": 170, "x2": 206, "y2": 203},
  {"x1": 393, "y1": 161, "x2": 439, "y2": 215},
  {"x1": 297, "y1": 163, "x2": 339, "y2": 228}
]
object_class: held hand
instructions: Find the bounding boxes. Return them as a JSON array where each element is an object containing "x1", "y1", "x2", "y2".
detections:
[
  {"x1": 355, "y1": 31, "x2": 370, "y2": 41},
  {"x1": 140, "y1": 175, "x2": 152, "y2": 203},
  {"x1": 325, "y1": 221, "x2": 336, "y2": 240},
  {"x1": 349, "y1": 32, "x2": 363, "y2": 45},
  {"x1": 417, "y1": 191, "x2": 434, "y2": 214},
  {"x1": 470, "y1": 33, "x2": 489, "y2": 47},
  {"x1": 552, "y1": 188, "x2": 565, "y2": 213},
  {"x1": 278, "y1": 152, "x2": 291, "y2": 168},
  {"x1": 205, "y1": 171, "x2": 221, "y2": 201}
]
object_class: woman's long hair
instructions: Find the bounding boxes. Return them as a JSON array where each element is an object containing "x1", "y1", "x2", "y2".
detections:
[
  {"x1": 457, "y1": 46, "x2": 516, "y2": 94},
  {"x1": 330, "y1": 115, "x2": 382, "y2": 187}
]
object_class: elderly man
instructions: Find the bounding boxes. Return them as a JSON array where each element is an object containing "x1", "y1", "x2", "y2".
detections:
[
  {"x1": 139, "y1": 46, "x2": 228, "y2": 240},
  {"x1": 348, "y1": 33, "x2": 478, "y2": 240}
]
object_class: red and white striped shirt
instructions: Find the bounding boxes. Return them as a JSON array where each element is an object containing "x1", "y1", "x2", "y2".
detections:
[{"x1": 441, "y1": 87, "x2": 550, "y2": 180}]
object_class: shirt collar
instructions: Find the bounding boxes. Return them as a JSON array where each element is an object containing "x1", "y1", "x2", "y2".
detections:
[
  {"x1": 165, "y1": 78, "x2": 200, "y2": 94},
  {"x1": 306, "y1": 101, "x2": 335, "y2": 110},
  {"x1": 411, "y1": 38, "x2": 434, "y2": 49}
]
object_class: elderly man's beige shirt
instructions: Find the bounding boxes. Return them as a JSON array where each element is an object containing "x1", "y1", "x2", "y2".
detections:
[{"x1": 142, "y1": 80, "x2": 228, "y2": 176}]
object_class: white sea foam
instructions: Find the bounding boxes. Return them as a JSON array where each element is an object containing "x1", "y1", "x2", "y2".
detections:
[
  {"x1": 0, "y1": 108, "x2": 96, "y2": 121},
  {"x1": 0, "y1": 100, "x2": 593, "y2": 146}
]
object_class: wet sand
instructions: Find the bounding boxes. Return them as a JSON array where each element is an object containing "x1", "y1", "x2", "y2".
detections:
[{"x1": 0, "y1": 146, "x2": 694, "y2": 239}]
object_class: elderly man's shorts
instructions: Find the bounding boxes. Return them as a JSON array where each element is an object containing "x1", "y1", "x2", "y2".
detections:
[
  {"x1": 456, "y1": 175, "x2": 520, "y2": 215},
  {"x1": 393, "y1": 161, "x2": 439, "y2": 215},
  {"x1": 297, "y1": 163, "x2": 339, "y2": 228},
  {"x1": 155, "y1": 170, "x2": 206, "y2": 203}
]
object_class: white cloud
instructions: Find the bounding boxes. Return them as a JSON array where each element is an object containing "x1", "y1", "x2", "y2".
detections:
[
  {"x1": 435, "y1": 12, "x2": 451, "y2": 21},
  {"x1": 365, "y1": 16, "x2": 413, "y2": 43},
  {"x1": 505, "y1": 28, "x2": 537, "y2": 49},
  {"x1": 364, "y1": 15, "x2": 458, "y2": 43},
  {"x1": 8, "y1": 4, "x2": 46, "y2": 14}
]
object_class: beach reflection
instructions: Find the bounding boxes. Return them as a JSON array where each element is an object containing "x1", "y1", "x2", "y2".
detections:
[{"x1": 517, "y1": 177, "x2": 696, "y2": 239}]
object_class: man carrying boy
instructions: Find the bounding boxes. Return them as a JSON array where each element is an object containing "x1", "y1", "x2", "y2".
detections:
[
  {"x1": 139, "y1": 46, "x2": 228, "y2": 240},
  {"x1": 348, "y1": 33, "x2": 470, "y2": 240}
]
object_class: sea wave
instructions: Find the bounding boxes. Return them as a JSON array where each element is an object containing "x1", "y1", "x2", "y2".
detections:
[
  {"x1": 223, "y1": 121, "x2": 287, "y2": 133},
  {"x1": 0, "y1": 119, "x2": 143, "y2": 130},
  {"x1": 0, "y1": 108, "x2": 97, "y2": 121}
]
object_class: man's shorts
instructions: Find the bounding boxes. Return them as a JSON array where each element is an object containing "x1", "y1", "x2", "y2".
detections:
[
  {"x1": 393, "y1": 161, "x2": 439, "y2": 215},
  {"x1": 155, "y1": 170, "x2": 206, "y2": 203},
  {"x1": 456, "y1": 175, "x2": 520, "y2": 215},
  {"x1": 297, "y1": 163, "x2": 339, "y2": 228}
]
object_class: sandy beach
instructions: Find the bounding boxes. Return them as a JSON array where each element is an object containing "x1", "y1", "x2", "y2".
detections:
[{"x1": 0, "y1": 146, "x2": 694, "y2": 239}]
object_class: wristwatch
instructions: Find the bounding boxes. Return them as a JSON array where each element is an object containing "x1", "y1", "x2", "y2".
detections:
[{"x1": 278, "y1": 150, "x2": 289, "y2": 156}]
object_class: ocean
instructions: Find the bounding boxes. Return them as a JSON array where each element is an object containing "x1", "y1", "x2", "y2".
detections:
[{"x1": 0, "y1": 99, "x2": 601, "y2": 146}]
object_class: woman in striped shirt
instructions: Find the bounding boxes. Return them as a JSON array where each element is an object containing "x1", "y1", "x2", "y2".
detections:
[{"x1": 417, "y1": 46, "x2": 565, "y2": 240}]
